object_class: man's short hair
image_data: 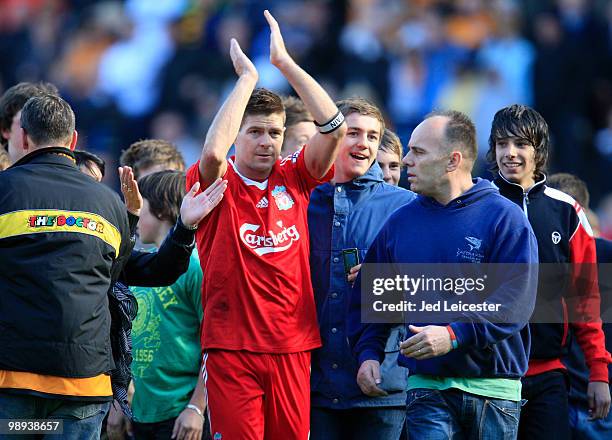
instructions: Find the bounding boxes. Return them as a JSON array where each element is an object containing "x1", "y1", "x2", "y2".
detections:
[
  {"x1": 0, "y1": 148, "x2": 10, "y2": 171},
  {"x1": 120, "y1": 139, "x2": 185, "y2": 180},
  {"x1": 20, "y1": 95, "x2": 75, "y2": 147},
  {"x1": 138, "y1": 170, "x2": 186, "y2": 225},
  {"x1": 336, "y1": 97, "x2": 385, "y2": 135},
  {"x1": 426, "y1": 109, "x2": 477, "y2": 161},
  {"x1": 242, "y1": 88, "x2": 285, "y2": 126},
  {"x1": 547, "y1": 172, "x2": 590, "y2": 208},
  {"x1": 486, "y1": 104, "x2": 549, "y2": 176},
  {"x1": 74, "y1": 150, "x2": 106, "y2": 178},
  {"x1": 380, "y1": 128, "x2": 403, "y2": 161},
  {"x1": 282, "y1": 96, "x2": 313, "y2": 128},
  {"x1": 0, "y1": 82, "x2": 59, "y2": 147}
]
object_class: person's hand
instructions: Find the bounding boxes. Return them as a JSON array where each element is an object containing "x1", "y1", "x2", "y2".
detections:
[
  {"x1": 171, "y1": 407, "x2": 204, "y2": 440},
  {"x1": 400, "y1": 325, "x2": 452, "y2": 360},
  {"x1": 264, "y1": 10, "x2": 293, "y2": 68},
  {"x1": 347, "y1": 264, "x2": 362, "y2": 284},
  {"x1": 587, "y1": 381, "x2": 611, "y2": 420},
  {"x1": 356, "y1": 360, "x2": 388, "y2": 397},
  {"x1": 106, "y1": 401, "x2": 132, "y2": 440},
  {"x1": 180, "y1": 178, "x2": 228, "y2": 228},
  {"x1": 118, "y1": 166, "x2": 142, "y2": 216},
  {"x1": 230, "y1": 38, "x2": 257, "y2": 81}
]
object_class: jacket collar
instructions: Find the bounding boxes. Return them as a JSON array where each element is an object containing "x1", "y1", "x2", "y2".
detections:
[
  {"x1": 314, "y1": 161, "x2": 384, "y2": 196},
  {"x1": 493, "y1": 171, "x2": 546, "y2": 199},
  {"x1": 10, "y1": 147, "x2": 77, "y2": 169},
  {"x1": 348, "y1": 161, "x2": 384, "y2": 188}
]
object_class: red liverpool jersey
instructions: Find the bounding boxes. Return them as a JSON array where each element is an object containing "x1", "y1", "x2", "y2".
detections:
[{"x1": 186, "y1": 148, "x2": 333, "y2": 353}]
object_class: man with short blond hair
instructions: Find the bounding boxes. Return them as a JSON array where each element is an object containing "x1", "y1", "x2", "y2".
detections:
[{"x1": 308, "y1": 97, "x2": 415, "y2": 439}]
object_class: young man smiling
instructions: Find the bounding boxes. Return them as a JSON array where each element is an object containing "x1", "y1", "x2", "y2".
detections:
[
  {"x1": 488, "y1": 104, "x2": 611, "y2": 439},
  {"x1": 308, "y1": 98, "x2": 415, "y2": 440},
  {"x1": 185, "y1": 10, "x2": 346, "y2": 440}
]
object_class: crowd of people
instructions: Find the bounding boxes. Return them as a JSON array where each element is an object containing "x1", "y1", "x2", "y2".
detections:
[
  {"x1": 0, "y1": 0, "x2": 611, "y2": 217},
  {"x1": 0, "y1": 5, "x2": 611, "y2": 440}
]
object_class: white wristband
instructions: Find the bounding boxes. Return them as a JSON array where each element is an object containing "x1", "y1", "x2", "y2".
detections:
[
  {"x1": 186, "y1": 404, "x2": 204, "y2": 419},
  {"x1": 315, "y1": 111, "x2": 345, "y2": 134}
]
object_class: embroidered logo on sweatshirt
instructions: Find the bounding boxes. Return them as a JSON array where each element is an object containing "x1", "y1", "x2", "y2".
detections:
[
  {"x1": 457, "y1": 236, "x2": 484, "y2": 262},
  {"x1": 465, "y1": 236, "x2": 482, "y2": 251}
]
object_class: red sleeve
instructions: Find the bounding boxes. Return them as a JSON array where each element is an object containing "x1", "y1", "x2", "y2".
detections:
[
  {"x1": 185, "y1": 162, "x2": 201, "y2": 191},
  {"x1": 280, "y1": 145, "x2": 334, "y2": 193},
  {"x1": 185, "y1": 160, "x2": 230, "y2": 191},
  {"x1": 569, "y1": 202, "x2": 612, "y2": 382}
]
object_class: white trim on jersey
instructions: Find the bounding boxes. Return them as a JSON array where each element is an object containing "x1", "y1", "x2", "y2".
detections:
[
  {"x1": 544, "y1": 187, "x2": 594, "y2": 238},
  {"x1": 228, "y1": 158, "x2": 268, "y2": 190},
  {"x1": 202, "y1": 352, "x2": 212, "y2": 433}
]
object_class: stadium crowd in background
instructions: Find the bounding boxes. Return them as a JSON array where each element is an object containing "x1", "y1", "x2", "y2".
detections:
[
  {"x1": 1, "y1": 2, "x2": 611, "y2": 440},
  {"x1": 0, "y1": 0, "x2": 610, "y2": 221}
]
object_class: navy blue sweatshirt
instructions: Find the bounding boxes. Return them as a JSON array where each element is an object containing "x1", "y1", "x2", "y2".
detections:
[{"x1": 349, "y1": 179, "x2": 539, "y2": 379}]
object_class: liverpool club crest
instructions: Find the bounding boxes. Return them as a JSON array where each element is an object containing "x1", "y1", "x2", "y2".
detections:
[{"x1": 271, "y1": 185, "x2": 294, "y2": 211}]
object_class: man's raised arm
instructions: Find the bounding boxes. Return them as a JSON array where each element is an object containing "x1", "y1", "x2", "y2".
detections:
[
  {"x1": 198, "y1": 38, "x2": 258, "y2": 187},
  {"x1": 264, "y1": 10, "x2": 346, "y2": 179}
]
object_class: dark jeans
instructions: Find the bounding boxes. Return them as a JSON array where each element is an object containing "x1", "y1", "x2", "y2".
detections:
[
  {"x1": 405, "y1": 388, "x2": 520, "y2": 440},
  {"x1": 133, "y1": 418, "x2": 175, "y2": 440},
  {"x1": 133, "y1": 413, "x2": 212, "y2": 440},
  {"x1": 519, "y1": 370, "x2": 570, "y2": 440},
  {"x1": 0, "y1": 391, "x2": 109, "y2": 440},
  {"x1": 310, "y1": 406, "x2": 405, "y2": 440}
]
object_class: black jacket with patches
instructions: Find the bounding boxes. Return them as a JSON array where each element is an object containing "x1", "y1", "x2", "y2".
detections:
[
  {"x1": 494, "y1": 173, "x2": 610, "y2": 382},
  {"x1": 0, "y1": 148, "x2": 132, "y2": 378}
]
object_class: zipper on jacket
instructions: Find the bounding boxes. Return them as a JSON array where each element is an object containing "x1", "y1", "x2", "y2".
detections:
[{"x1": 522, "y1": 192, "x2": 530, "y2": 216}]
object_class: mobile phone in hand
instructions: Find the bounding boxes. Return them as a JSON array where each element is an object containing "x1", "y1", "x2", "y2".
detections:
[{"x1": 342, "y1": 248, "x2": 360, "y2": 277}]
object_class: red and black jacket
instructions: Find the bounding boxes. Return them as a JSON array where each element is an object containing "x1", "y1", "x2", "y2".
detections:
[{"x1": 494, "y1": 172, "x2": 611, "y2": 382}]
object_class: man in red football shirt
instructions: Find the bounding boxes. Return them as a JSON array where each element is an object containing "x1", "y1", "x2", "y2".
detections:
[{"x1": 185, "y1": 10, "x2": 346, "y2": 440}]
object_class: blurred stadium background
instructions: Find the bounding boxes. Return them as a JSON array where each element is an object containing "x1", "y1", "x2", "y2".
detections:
[{"x1": 1, "y1": 0, "x2": 611, "y2": 236}]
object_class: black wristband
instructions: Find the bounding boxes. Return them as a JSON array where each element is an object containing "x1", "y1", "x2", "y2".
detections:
[
  {"x1": 171, "y1": 216, "x2": 197, "y2": 247},
  {"x1": 178, "y1": 215, "x2": 198, "y2": 231}
]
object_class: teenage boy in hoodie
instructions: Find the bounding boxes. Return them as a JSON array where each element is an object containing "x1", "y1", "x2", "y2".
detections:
[
  {"x1": 488, "y1": 105, "x2": 611, "y2": 439},
  {"x1": 349, "y1": 110, "x2": 539, "y2": 439},
  {"x1": 308, "y1": 98, "x2": 415, "y2": 440}
]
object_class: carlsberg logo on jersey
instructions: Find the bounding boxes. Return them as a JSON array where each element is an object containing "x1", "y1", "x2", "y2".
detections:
[{"x1": 239, "y1": 221, "x2": 300, "y2": 256}]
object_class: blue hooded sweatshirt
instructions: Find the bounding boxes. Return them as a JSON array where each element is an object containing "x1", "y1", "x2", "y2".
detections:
[{"x1": 349, "y1": 178, "x2": 539, "y2": 379}]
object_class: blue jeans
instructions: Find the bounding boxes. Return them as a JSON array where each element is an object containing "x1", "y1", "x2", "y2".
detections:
[
  {"x1": 0, "y1": 391, "x2": 109, "y2": 440},
  {"x1": 310, "y1": 406, "x2": 405, "y2": 440},
  {"x1": 405, "y1": 388, "x2": 520, "y2": 440},
  {"x1": 569, "y1": 401, "x2": 612, "y2": 440}
]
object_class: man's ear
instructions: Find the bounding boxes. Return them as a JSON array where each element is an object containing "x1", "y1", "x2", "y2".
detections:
[
  {"x1": 447, "y1": 150, "x2": 462, "y2": 172},
  {"x1": 1, "y1": 129, "x2": 10, "y2": 142},
  {"x1": 69, "y1": 130, "x2": 78, "y2": 151},
  {"x1": 21, "y1": 128, "x2": 30, "y2": 152}
]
